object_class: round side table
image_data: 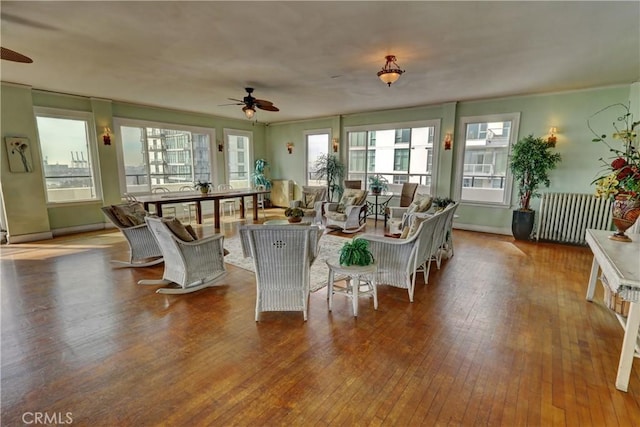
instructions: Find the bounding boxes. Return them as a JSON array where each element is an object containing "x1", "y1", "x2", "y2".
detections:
[{"x1": 326, "y1": 261, "x2": 378, "y2": 317}]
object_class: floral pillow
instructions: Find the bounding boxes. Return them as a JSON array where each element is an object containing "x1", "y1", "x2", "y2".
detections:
[
  {"x1": 407, "y1": 194, "x2": 432, "y2": 214},
  {"x1": 302, "y1": 192, "x2": 317, "y2": 209}
]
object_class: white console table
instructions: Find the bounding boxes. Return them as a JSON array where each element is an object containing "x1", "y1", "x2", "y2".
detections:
[{"x1": 585, "y1": 229, "x2": 640, "y2": 392}]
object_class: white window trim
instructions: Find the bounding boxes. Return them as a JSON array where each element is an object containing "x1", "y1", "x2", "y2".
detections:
[
  {"x1": 34, "y1": 107, "x2": 103, "y2": 205},
  {"x1": 344, "y1": 119, "x2": 441, "y2": 195},
  {"x1": 223, "y1": 128, "x2": 253, "y2": 186},
  {"x1": 304, "y1": 128, "x2": 332, "y2": 186},
  {"x1": 453, "y1": 112, "x2": 521, "y2": 208},
  {"x1": 113, "y1": 117, "x2": 217, "y2": 195}
]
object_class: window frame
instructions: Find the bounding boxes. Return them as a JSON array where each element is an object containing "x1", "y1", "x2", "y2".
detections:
[
  {"x1": 345, "y1": 119, "x2": 441, "y2": 194},
  {"x1": 304, "y1": 128, "x2": 331, "y2": 186},
  {"x1": 34, "y1": 107, "x2": 103, "y2": 205},
  {"x1": 113, "y1": 117, "x2": 217, "y2": 196},
  {"x1": 223, "y1": 128, "x2": 253, "y2": 188},
  {"x1": 453, "y1": 112, "x2": 521, "y2": 208}
]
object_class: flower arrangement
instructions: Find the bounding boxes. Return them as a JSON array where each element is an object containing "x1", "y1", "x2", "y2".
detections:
[{"x1": 589, "y1": 103, "x2": 640, "y2": 201}]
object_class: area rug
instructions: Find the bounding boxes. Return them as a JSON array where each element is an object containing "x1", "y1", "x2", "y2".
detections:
[{"x1": 222, "y1": 232, "x2": 350, "y2": 292}]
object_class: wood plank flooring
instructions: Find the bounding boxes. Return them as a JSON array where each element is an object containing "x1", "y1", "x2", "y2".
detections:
[{"x1": 1, "y1": 212, "x2": 639, "y2": 425}]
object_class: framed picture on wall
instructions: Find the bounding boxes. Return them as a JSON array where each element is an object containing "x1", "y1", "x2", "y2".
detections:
[{"x1": 5, "y1": 137, "x2": 33, "y2": 173}]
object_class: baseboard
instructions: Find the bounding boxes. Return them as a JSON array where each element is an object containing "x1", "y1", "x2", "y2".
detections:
[
  {"x1": 452, "y1": 222, "x2": 511, "y2": 236},
  {"x1": 7, "y1": 231, "x2": 54, "y2": 244},
  {"x1": 52, "y1": 222, "x2": 112, "y2": 237}
]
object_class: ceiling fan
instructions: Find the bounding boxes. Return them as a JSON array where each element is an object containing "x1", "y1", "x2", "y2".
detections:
[
  {"x1": 1, "y1": 47, "x2": 33, "y2": 63},
  {"x1": 224, "y1": 87, "x2": 279, "y2": 119}
]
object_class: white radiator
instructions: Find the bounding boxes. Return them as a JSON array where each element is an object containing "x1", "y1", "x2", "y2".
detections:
[
  {"x1": 270, "y1": 179, "x2": 294, "y2": 208},
  {"x1": 536, "y1": 192, "x2": 612, "y2": 245}
]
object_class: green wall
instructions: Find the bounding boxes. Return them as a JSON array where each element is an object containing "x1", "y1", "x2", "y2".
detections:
[{"x1": 0, "y1": 82, "x2": 635, "y2": 240}]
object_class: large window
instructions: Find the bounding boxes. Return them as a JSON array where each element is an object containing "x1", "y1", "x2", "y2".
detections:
[
  {"x1": 346, "y1": 121, "x2": 439, "y2": 193},
  {"x1": 454, "y1": 113, "x2": 520, "y2": 206},
  {"x1": 115, "y1": 118, "x2": 215, "y2": 194},
  {"x1": 305, "y1": 130, "x2": 330, "y2": 186},
  {"x1": 35, "y1": 108, "x2": 101, "y2": 203},
  {"x1": 224, "y1": 129, "x2": 252, "y2": 188}
]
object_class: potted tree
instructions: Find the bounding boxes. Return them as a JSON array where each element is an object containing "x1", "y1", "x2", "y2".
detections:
[
  {"x1": 368, "y1": 174, "x2": 389, "y2": 195},
  {"x1": 509, "y1": 134, "x2": 562, "y2": 240},
  {"x1": 313, "y1": 153, "x2": 345, "y2": 202}
]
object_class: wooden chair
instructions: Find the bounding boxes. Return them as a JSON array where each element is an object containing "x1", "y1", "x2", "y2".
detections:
[
  {"x1": 355, "y1": 214, "x2": 439, "y2": 302},
  {"x1": 385, "y1": 182, "x2": 418, "y2": 228},
  {"x1": 138, "y1": 217, "x2": 226, "y2": 294},
  {"x1": 101, "y1": 204, "x2": 163, "y2": 267},
  {"x1": 239, "y1": 224, "x2": 323, "y2": 321}
]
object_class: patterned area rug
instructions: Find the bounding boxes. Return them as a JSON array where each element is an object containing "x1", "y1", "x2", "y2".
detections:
[{"x1": 222, "y1": 232, "x2": 350, "y2": 292}]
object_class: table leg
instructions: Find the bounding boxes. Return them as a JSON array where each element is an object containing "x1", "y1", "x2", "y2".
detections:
[
  {"x1": 372, "y1": 278, "x2": 378, "y2": 310},
  {"x1": 214, "y1": 200, "x2": 221, "y2": 229},
  {"x1": 328, "y1": 269, "x2": 334, "y2": 311},
  {"x1": 196, "y1": 201, "x2": 202, "y2": 225},
  {"x1": 615, "y1": 301, "x2": 640, "y2": 392},
  {"x1": 252, "y1": 195, "x2": 258, "y2": 221},
  {"x1": 239, "y1": 197, "x2": 246, "y2": 219},
  {"x1": 353, "y1": 275, "x2": 359, "y2": 317},
  {"x1": 586, "y1": 256, "x2": 599, "y2": 301},
  {"x1": 155, "y1": 202, "x2": 163, "y2": 217}
]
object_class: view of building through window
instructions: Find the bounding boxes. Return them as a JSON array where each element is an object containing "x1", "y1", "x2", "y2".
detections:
[
  {"x1": 456, "y1": 113, "x2": 519, "y2": 205},
  {"x1": 306, "y1": 132, "x2": 329, "y2": 186},
  {"x1": 225, "y1": 129, "x2": 252, "y2": 188},
  {"x1": 36, "y1": 111, "x2": 100, "y2": 203},
  {"x1": 119, "y1": 125, "x2": 212, "y2": 194},
  {"x1": 346, "y1": 122, "x2": 438, "y2": 193}
]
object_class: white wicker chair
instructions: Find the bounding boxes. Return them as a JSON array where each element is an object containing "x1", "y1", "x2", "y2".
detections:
[
  {"x1": 413, "y1": 202, "x2": 459, "y2": 283},
  {"x1": 324, "y1": 189, "x2": 369, "y2": 233},
  {"x1": 355, "y1": 213, "x2": 439, "y2": 302},
  {"x1": 240, "y1": 224, "x2": 323, "y2": 321},
  {"x1": 138, "y1": 217, "x2": 226, "y2": 294},
  {"x1": 289, "y1": 186, "x2": 327, "y2": 224},
  {"x1": 101, "y1": 205, "x2": 163, "y2": 268}
]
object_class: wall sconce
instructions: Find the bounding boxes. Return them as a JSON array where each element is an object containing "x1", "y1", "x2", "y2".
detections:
[
  {"x1": 286, "y1": 142, "x2": 294, "y2": 154},
  {"x1": 443, "y1": 133, "x2": 453, "y2": 150},
  {"x1": 332, "y1": 137, "x2": 339, "y2": 153},
  {"x1": 217, "y1": 140, "x2": 224, "y2": 152},
  {"x1": 103, "y1": 127, "x2": 111, "y2": 145},
  {"x1": 547, "y1": 127, "x2": 558, "y2": 146}
]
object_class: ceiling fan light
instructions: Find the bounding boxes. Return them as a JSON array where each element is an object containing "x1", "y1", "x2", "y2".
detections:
[{"x1": 243, "y1": 106, "x2": 256, "y2": 119}]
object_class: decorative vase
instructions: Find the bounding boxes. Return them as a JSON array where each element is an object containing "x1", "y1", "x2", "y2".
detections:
[
  {"x1": 610, "y1": 197, "x2": 640, "y2": 242},
  {"x1": 512, "y1": 209, "x2": 535, "y2": 241},
  {"x1": 200, "y1": 188, "x2": 209, "y2": 195},
  {"x1": 288, "y1": 217, "x2": 302, "y2": 223}
]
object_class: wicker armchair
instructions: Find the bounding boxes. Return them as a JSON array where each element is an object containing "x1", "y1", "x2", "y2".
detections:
[
  {"x1": 387, "y1": 192, "x2": 433, "y2": 235},
  {"x1": 101, "y1": 204, "x2": 163, "y2": 267},
  {"x1": 138, "y1": 217, "x2": 226, "y2": 294},
  {"x1": 324, "y1": 189, "x2": 369, "y2": 233},
  {"x1": 385, "y1": 182, "x2": 418, "y2": 228},
  {"x1": 289, "y1": 186, "x2": 327, "y2": 224},
  {"x1": 414, "y1": 201, "x2": 459, "y2": 283},
  {"x1": 240, "y1": 224, "x2": 323, "y2": 321},
  {"x1": 355, "y1": 213, "x2": 439, "y2": 302}
]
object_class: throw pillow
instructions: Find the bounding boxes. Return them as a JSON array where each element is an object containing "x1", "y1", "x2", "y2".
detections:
[
  {"x1": 163, "y1": 217, "x2": 196, "y2": 242},
  {"x1": 303, "y1": 192, "x2": 317, "y2": 209},
  {"x1": 401, "y1": 215, "x2": 429, "y2": 239},
  {"x1": 110, "y1": 205, "x2": 134, "y2": 227}
]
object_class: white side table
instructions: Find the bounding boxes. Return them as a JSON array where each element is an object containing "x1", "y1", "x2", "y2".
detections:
[{"x1": 326, "y1": 261, "x2": 378, "y2": 317}]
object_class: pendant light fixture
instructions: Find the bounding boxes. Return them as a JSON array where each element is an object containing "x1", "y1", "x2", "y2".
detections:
[
  {"x1": 377, "y1": 55, "x2": 405, "y2": 87},
  {"x1": 243, "y1": 105, "x2": 256, "y2": 119}
]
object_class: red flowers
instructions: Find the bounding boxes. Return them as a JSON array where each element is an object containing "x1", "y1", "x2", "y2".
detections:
[{"x1": 611, "y1": 157, "x2": 627, "y2": 170}]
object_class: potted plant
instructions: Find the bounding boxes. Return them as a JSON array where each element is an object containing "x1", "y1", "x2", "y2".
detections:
[
  {"x1": 509, "y1": 134, "x2": 562, "y2": 240},
  {"x1": 339, "y1": 239, "x2": 374, "y2": 266},
  {"x1": 284, "y1": 207, "x2": 304, "y2": 223},
  {"x1": 194, "y1": 180, "x2": 212, "y2": 194},
  {"x1": 368, "y1": 174, "x2": 389, "y2": 195},
  {"x1": 314, "y1": 153, "x2": 345, "y2": 202},
  {"x1": 432, "y1": 197, "x2": 454, "y2": 211},
  {"x1": 251, "y1": 159, "x2": 271, "y2": 189}
]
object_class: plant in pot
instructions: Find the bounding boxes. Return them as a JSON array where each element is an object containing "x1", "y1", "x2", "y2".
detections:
[
  {"x1": 432, "y1": 197, "x2": 454, "y2": 211},
  {"x1": 368, "y1": 174, "x2": 389, "y2": 195},
  {"x1": 194, "y1": 180, "x2": 212, "y2": 194},
  {"x1": 339, "y1": 239, "x2": 375, "y2": 266},
  {"x1": 284, "y1": 207, "x2": 304, "y2": 223},
  {"x1": 509, "y1": 134, "x2": 562, "y2": 240},
  {"x1": 314, "y1": 153, "x2": 345, "y2": 202}
]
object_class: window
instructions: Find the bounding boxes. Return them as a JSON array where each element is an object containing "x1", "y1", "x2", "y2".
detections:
[
  {"x1": 115, "y1": 118, "x2": 214, "y2": 194},
  {"x1": 305, "y1": 130, "x2": 330, "y2": 186},
  {"x1": 454, "y1": 113, "x2": 520, "y2": 206},
  {"x1": 35, "y1": 108, "x2": 101, "y2": 203},
  {"x1": 346, "y1": 120, "x2": 440, "y2": 193},
  {"x1": 224, "y1": 129, "x2": 252, "y2": 188}
]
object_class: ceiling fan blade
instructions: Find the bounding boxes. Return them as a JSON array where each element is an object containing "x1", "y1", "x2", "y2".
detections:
[
  {"x1": 1, "y1": 47, "x2": 33, "y2": 63},
  {"x1": 227, "y1": 98, "x2": 244, "y2": 103},
  {"x1": 257, "y1": 104, "x2": 279, "y2": 112},
  {"x1": 218, "y1": 102, "x2": 244, "y2": 107},
  {"x1": 255, "y1": 99, "x2": 273, "y2": 106}
]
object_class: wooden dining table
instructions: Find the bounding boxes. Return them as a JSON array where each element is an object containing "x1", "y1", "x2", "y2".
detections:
[{"x1": 136, "y1": 188, "x2": 270, "y2": 229}]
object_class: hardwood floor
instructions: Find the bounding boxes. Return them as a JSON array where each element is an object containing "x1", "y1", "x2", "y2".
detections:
[{"x1": 2, "y1": 212, "x2": 639, "y2": 425}]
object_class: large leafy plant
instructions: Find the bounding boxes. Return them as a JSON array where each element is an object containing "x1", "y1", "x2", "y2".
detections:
[
  {"x1": 509, "y1": 134, "x2": 561, "y2": 211},
  {"x1": 313, "y1": 153, "x2": 345, "y2": 202},
  {"x1": 251, "y1": 158, "x2": 271, "y2": 189}
]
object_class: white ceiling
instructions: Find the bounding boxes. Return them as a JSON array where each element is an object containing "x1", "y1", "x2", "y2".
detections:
[{"x1": 1, "y1": 1, "x2": 639, "y2": 124}]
